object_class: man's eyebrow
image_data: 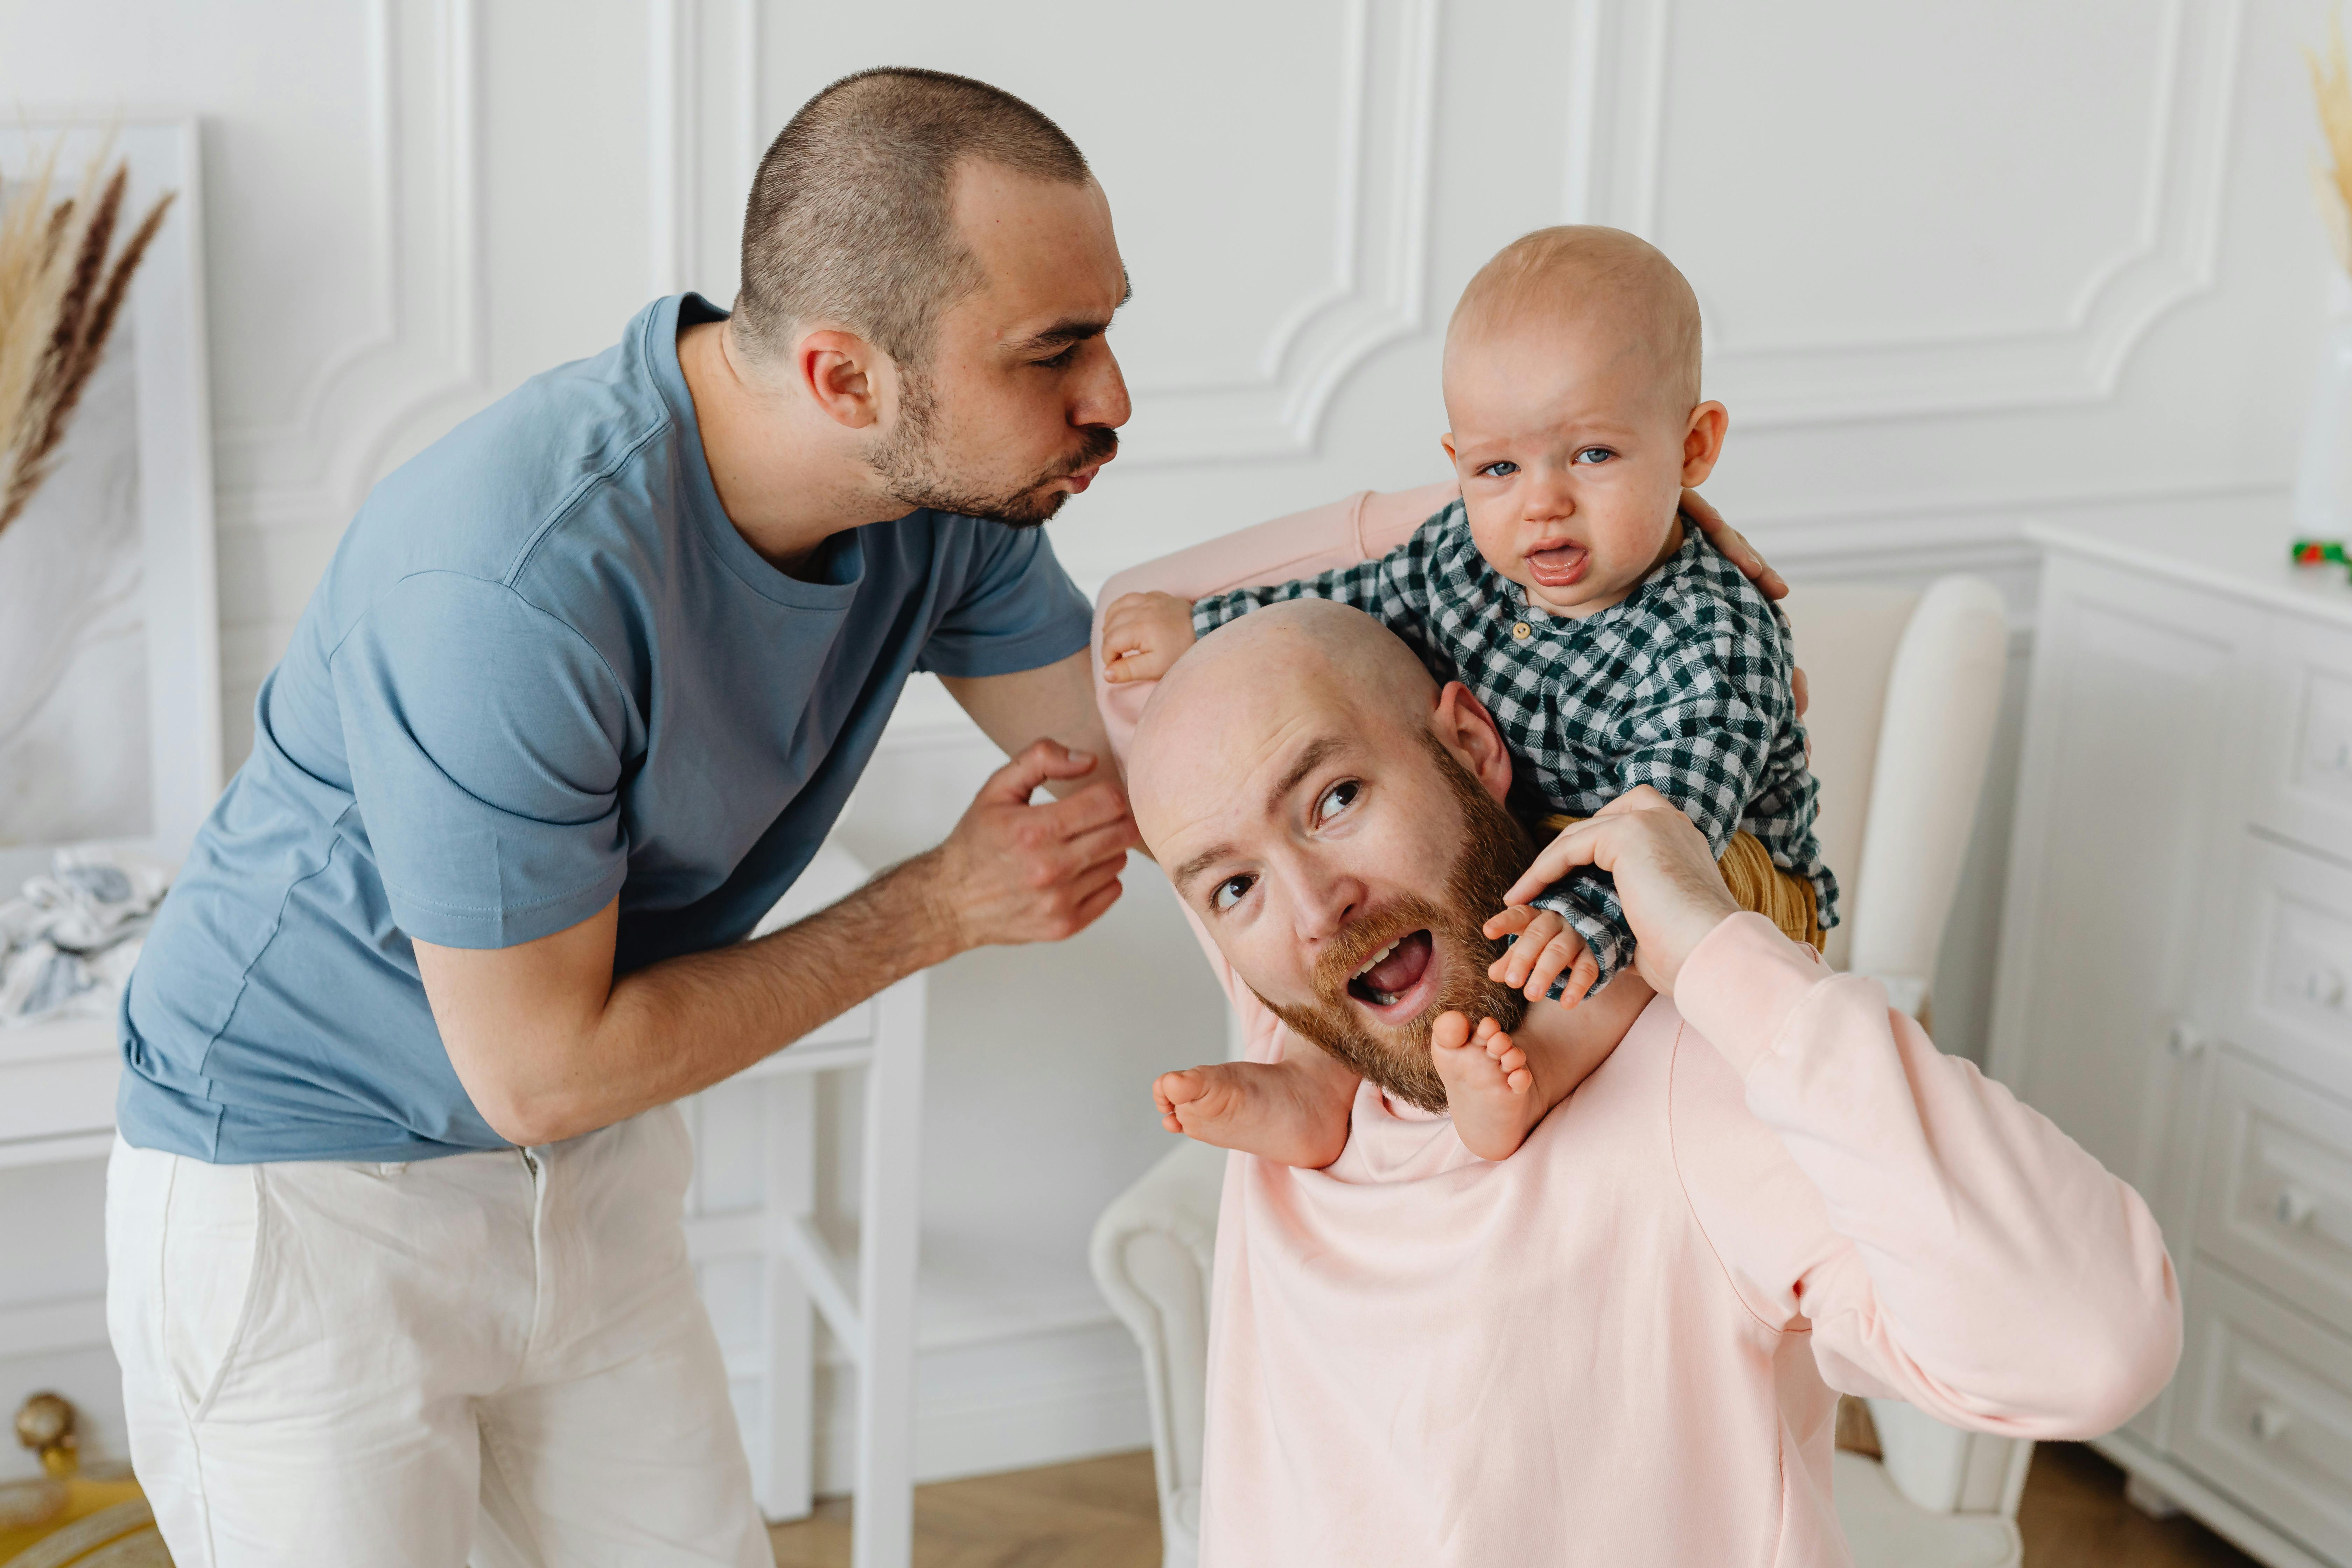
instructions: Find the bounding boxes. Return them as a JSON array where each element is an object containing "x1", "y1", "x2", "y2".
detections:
[
  {"x1": 1170, "y1": 843, "x2": 1238, "y2": 898},
  {"x1": 1268, "y1": 736, "x2": 1349, "y2": 821},
  {"x1": 1011, "y1": 272, "x2": 1134, "y2": 354}
]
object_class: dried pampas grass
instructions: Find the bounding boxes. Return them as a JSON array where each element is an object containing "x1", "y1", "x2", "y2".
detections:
[
  {"x1": 2312, "y1": 15, "x2": 2352, "y2": 276},
  {"x1": 0, "y1": 139, "x2": 174, "y2": 541}
]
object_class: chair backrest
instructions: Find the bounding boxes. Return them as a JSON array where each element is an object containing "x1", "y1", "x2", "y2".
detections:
[
  {"x1": 1779, "y1": 578, "x2": 2009, "y2": 991},
  {"x1": 1777, "y1": 586, "x2": 1920, "y2": 973}
]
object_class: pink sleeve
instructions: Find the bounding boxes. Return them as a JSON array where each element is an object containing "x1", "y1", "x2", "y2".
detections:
[
  {"x1": 1672, "y1": 913, "x2": 2182, "y2": 1437},
  {"x1": 1090, "y1": 480, "x2": 1456, "y2": 1068}
]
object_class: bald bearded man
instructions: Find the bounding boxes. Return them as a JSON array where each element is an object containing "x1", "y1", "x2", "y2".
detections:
[{"x1": 1113, "y1": 599, "x2": 2179, "y2": 1568}]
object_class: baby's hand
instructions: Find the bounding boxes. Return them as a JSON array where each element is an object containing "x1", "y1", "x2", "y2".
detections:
[
  {"x1": 1101, "y1": 592, "x2": 1198, "y2": 684},
  {"x1": 1483, "y1": 905, "x2": 1599, "y2": 1010}
]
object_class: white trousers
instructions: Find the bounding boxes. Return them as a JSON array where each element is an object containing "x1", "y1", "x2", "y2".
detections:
[{"x1": 104, "y1": 1106, "x2": 771, "y2": 1568}]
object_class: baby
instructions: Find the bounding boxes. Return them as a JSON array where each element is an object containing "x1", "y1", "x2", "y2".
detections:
[{"x1": 1102, "y1": 225, "x2": 1835, "y2": 1163}]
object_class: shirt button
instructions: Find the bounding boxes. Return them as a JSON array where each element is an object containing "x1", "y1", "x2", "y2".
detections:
[{"x1": 1512, "y1": 622, "x2": 1532, "y2": 640}]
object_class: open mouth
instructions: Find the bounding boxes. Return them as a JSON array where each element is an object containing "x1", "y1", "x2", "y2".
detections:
[
  {"x1": 1345, "y1": 928, "x2": 1437, "y2": 1021},
  {"x1": 1525, "y1": 542, "x2": 1589, "y2": 589}
]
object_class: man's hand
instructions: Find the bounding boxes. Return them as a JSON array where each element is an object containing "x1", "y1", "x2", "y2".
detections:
[
  {"x1": 923, "y1": 737, "x2": 1139, "y2": 947},
  {"x1": 1680, "y1": 488, "x2": 1786, "y2": 601},
  {"x1": 1497, "y1": 786, "x2": 1740, "y2": 999},
  {"x1": 1100, "y1": 591, "x2": 1198, "y2": 684}
]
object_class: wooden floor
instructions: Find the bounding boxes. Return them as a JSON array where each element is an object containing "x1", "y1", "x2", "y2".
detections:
[
  {"x1": 768, "y1": 1451, "x2": 1161, "y2": 1568},
  {"x1": 770, "y1": 1442, "x2": 2263, "y2": 1567},
  {"x1": 2020, "y1": 1444, "x2": 2260, "y2": 1568}
]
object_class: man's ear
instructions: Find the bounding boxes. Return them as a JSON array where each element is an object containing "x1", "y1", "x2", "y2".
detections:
[
  {"x1": 1430, "y1": 681, "x2": 1512, "y2": 804},
  {"x1": 1680, "y1": 401, "x2": 1729, "y2": 486},
  {"x1": 795, "y1": 329, "x2": 887, "y2": 431}
]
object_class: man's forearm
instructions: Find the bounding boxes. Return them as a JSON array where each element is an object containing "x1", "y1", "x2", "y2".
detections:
[
  {"x1": 578, "y1": 853, "x2": 960, "y2": 1130},
  {"x1": 426, "y1": 852, "x2": 961, "y2": 1146}
]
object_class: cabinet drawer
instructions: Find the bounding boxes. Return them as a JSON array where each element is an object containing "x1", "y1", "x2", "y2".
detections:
[
  {"x1": 2256, "y1": 619, "x2": 2352, "y2": 864},
  {"x1": 2199, "y1": 1055, "x2": 2352, "y2": 1333},
  {"x1": 0, "y1": 1015, "x2": 119, "y2": 1144},
  {"x1": 2227, "y1": 836, "x2": 2352, "y2": 1107},
  {"x1": 2176, "y1": 1264, "x2": 2352, "y2": 1563}
]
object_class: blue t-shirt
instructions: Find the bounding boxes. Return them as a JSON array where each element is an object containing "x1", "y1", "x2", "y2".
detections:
[{"x1": 118, "y1": 293, "x2": 1093, "y2": 1163}]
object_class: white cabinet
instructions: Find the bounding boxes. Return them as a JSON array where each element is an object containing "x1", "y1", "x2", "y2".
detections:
[{"x1": 1991, "y1": 498, "x2": 2352, "y2": 1568}]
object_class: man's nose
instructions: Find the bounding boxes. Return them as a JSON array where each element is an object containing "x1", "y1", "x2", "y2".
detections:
[
  {"x1": 1077, "y1": 341, "x2": 1132, "y2": 430},
  {"x1": 1287, "y1": 864, "x2": 1366, "y2": 946}
]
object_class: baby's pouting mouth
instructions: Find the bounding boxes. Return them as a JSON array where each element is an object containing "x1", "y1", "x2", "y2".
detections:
[{"x1": 1524, "y1": 541, "x2": 1589, "y2": 590}]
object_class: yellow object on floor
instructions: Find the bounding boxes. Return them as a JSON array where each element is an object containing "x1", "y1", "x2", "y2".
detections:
[
  {"x1": 0, "y1": 1477, "x2": 163, "y2": 1566},
  {"x1": 0, "y1": 1395, "x2": 169, "y2": 1566}
]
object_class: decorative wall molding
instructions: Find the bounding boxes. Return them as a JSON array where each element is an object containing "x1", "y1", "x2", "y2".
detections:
[
  {"x1": 212, "y1": 0, "x2": 488, "y2": 527},
  {"x1": 1566, "y1": 0, "x2": 2243, "y2": 426},
  {"x1": 1123, "y1": 0, "x2": 1442, "y2": 465},
  {"x1": 651, "y1": 0, "x2": 764, "y2": 304}
]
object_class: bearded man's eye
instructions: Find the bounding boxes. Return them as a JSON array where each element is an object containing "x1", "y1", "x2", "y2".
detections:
[
  {"x1": 1316, "y1": 781, "x2": 1360, "y2": 825},
  {"x1": 1211, "y1": 874, "x2": 1254, "y2": 913}
]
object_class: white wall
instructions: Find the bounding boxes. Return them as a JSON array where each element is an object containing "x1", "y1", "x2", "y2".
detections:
[{"x1": 0, "y1": 0, "x2": 2337, "y2": 1487}]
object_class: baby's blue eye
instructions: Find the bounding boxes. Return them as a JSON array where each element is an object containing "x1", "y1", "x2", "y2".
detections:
[
  {"x1": 1478, "y1": 460, "x2": 1519, "y2": 479},
  {"x1": 1574, "y1": 447, "x2": 1615, "y2": 465}
]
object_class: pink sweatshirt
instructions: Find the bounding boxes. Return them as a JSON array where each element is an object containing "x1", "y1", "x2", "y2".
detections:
[{"x1": 1094, "y1": 486, "x2": 2182, "y2": 1567}]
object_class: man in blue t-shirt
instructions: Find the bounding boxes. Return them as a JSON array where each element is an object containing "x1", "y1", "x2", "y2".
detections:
[{"x1": 107, "y1": 69, "x2": 1140, "y2": 1566}]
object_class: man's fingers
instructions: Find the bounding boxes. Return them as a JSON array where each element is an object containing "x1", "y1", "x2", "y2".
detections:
[
  {"x1": 1062, "y1": 819, "x2": 1143, "y2": 869},
  {"x1": 1031, "y1": 773, "x2": 1130, "y2": 830},
  {"x1": 1680, "y1": 488, "x2": 1788, "y2": 602},
  {"x1": 983, "y1": 738, "x2": 1100, "y2": 804},
  {"x1": 1791, "y1": 665, "x2": 1809, "y2": 719},
  {"x1": 1501, "y1": 827, "x2": 1599, "y2": 906}
]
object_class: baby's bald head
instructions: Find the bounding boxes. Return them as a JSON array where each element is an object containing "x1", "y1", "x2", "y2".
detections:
[{"x1": 1446, "y1": 225, "x2": 1701, "y2": 419}]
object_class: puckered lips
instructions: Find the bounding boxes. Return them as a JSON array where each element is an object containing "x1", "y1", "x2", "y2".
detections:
[
  {"x1": 1524, "y1": 538, "x2": 1589, "y2": 590},
  {"x1": 1343, "y1": 926, "x2": 1439, "y2": 1028}
]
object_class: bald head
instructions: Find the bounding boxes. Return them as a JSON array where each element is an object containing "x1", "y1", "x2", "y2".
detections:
[
  {"x1": 1130, "y1": 601, "x2": 1437, "y2": 846},
  {"x1": 1446, "y1": 226, "x2": 1701, "y2": 416}
]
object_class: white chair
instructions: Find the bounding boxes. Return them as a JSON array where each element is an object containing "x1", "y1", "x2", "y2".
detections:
[
  {"x1": 678, "y1": 841, "x2": 926, "y2": 1568},
  {"x1": 1086, "y1": 488, "x2": 2016, "y2": 1568}
]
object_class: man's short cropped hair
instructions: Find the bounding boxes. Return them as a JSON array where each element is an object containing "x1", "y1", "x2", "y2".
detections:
[{"x1": 735, "y1": 67, "x2": 1091, "y2": 367}]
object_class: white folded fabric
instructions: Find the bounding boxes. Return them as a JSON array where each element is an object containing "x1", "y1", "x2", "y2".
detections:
[{"x1": 0, "y1": 845, "x2": 170, "y2": 1027}]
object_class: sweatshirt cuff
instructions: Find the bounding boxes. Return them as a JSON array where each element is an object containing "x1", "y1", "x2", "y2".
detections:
[{"x1": 1672, "y1": 911, "x2": 1831, "y2": 1077}]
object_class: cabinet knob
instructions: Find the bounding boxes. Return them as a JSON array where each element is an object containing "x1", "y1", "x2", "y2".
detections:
[
  {"x1": 2166, "y1": 1023, "x2": 2206, "y2": 1058},
  {"x1": 2250, "y1": 1401, "x2": 2294, "y2": 1443},
  {"x1": 2276, "y1": 1187, "x2": 2319, "y2": 1229}
]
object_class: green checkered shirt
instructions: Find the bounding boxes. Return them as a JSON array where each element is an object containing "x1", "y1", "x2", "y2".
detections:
[{"x1": 1193, "y1": 498, "x2": 1836, "y2": 991}]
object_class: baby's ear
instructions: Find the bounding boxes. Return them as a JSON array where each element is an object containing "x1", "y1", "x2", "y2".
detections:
[
  {"x1": 1680, "y1": 402, "x2": 1729, "y2": 485},
  {"x1": 1439, "y1": 433, "x2": 1459, "y2": 468}
]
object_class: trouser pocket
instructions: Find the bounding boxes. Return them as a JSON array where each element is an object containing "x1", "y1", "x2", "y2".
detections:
[{"x1": 159, "y1": 1156, "x2": 265, "y2": 1420}]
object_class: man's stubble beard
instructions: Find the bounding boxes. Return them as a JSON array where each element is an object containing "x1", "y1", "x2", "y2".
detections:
[
  {"x1": 1259, "y1": 731, "x2": 1536, "y2": 1115},
  {"x1": 867, "y1": 366, "x2": 1118, "y2": 527}
]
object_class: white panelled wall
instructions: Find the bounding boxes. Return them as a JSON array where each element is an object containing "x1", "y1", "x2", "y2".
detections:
[{"x1": 0, "y1": 0, "x2": 2335, "y2": 1490}]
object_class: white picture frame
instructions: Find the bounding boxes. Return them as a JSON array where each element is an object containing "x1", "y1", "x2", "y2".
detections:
[{"x1": 0, "y1": 115, "x2": 219, "y2": 886}]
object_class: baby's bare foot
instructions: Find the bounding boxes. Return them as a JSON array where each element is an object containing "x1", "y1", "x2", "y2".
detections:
[
  {"x1": 1154, "y1": 1060, "x2": 1352, "y2": 1168},
  {"x1": 1431, "y1": 1012, "x2": 1547, "y2": 1162}
]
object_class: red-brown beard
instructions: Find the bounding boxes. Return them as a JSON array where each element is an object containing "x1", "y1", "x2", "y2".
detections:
[{"x1": 1258, "y1": 732, "x2": 1534, "y2": 1114}]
